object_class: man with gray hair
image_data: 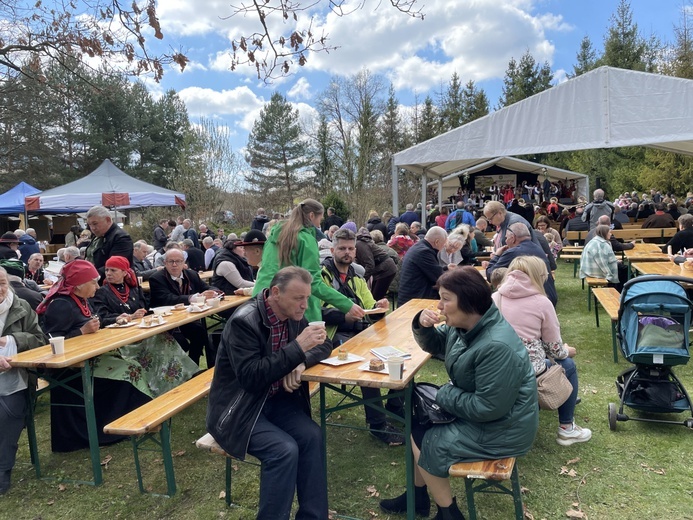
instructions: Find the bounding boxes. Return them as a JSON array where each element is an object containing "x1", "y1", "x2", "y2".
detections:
[
  {"x1": 181, "y1": 238, "x2": 205, "y2": 271},
  {"x1": 485, "y1": 222, "x2": 558, "y2": 306},
  {"x1": 398, "y1": 203, "x2": 419, "y2": 227},
  {"x1": 84, "y1": 205, "x2": 133, "y2": 270},
  {"x1": 63, "y1": 246, "x2": 81, "y2": 263},
  {"x1": 132, "y1": 241, "x2": 161, "y2": 280},
  {"x1": 582, "y1": 188, "x2": 615, "y2": 230},
  {"x1": 397, "y1": 227, "x2": 450, "y2": 307},
  {"x1": 18, "y1": 227, "x2": 40, "y2": 264},
  {"x1": 202, "y1": 236, "x2": 218, "y2": 270},
  {"x1": 182, "y1": 219, "x2": 200, "y2": 248}
]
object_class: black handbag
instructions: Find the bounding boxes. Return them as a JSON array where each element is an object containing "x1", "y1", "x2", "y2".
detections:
[{"x1": 412, "y1": 382, "x2": 456, "y2": 425}]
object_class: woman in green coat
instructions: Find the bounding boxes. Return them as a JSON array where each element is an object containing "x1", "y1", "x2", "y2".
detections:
[
  {"x1": 380, "y1": 267, "x2": 538, "y2": 520},
  {"x1": 253, "y1": 199, "x2": 365, "y2": 323},
  {"x1": 0, "y1": 266, "x2": 46, "y2": 494}
]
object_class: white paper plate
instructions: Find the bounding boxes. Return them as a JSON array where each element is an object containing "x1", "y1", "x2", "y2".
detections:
[
  {"x1": 320, "y1": 353, "x2": 365, "y2": 366},
  {"x1": 363, "y1": 308, "x2": 388, "y2": 315},
  {"x1": 358, "y1": 362, "x2": 407, "y2": 375},
  {"x1": 106, "y1": 321, "x2": 138, "y2": 329},
  {"x1": 138, "y1": 319, "x2": 167, "y2": 328},
  {"x1": 187, "y1": 305, "x2": 211, "y2": 313}
]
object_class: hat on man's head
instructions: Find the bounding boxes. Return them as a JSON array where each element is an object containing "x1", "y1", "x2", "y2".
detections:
[
  {"x1": 237, "y1": 229, "x2": 266, "y2": 247},
  {"x1": 0, "y1": 232, "x2": 19, "y2": 244},
  {"x1": 0, "y1": 258, "x2": 25, "y2": 278}
]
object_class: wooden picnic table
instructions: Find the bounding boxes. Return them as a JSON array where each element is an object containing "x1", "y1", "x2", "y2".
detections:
[
  {"x1": 303, "y1": 298, "x2": 435, "y2": 520},
  {"x1": 10, "y1": 295, "x2": 249, "y2": 486},
  {"x1": 140, "y1": 270, "x2": 214, "y2": 292},
  {"x1": 623, "y1": 243, "x2": 669, "y2": 278},
  {"x1": 630, "y1": 261, "x2": 693, "y2": 278}
]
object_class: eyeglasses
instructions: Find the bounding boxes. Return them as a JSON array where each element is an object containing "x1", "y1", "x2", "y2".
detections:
[{"x1": 165, "y1": 260, "x2": 184, "y2": 265}]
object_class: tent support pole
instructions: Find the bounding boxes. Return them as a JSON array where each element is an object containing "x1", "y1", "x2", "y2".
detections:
[
  {"x1": 391, "y1": 156, "x2": 399, "y2": 216},
  {"x1": 437, "y1": 181, "x2": 443, "y2": 209},
  {"x1": 421, "y1": 173, "x2": 427, "y2": 218}
]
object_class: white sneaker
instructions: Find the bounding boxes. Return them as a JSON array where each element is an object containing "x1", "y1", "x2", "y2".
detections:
[{"x1": 556, "y1": 423, "x2": 592, "y2": 446}]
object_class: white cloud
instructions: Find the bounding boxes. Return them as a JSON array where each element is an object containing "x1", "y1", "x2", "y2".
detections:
[
  {"x1": 287, "y1": 77, "x2": 312, "y2": 100},
  {"x1": 178, "y1": 86, "x2": 264, "y2": 118}
]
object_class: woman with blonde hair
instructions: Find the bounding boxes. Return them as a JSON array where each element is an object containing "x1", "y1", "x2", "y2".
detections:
[
  {"x1": 366, "y1": 210, "x2": 387, "y2": 236},
  {"x1": 493, "y1": 255, "x2": 591, "y2": 446},
  {"x1": 387, "y1": 222, "x2": 415, "y2": 259},
  {"x1": 253, "y1": 198, "x2": 365, "y2": 323}
]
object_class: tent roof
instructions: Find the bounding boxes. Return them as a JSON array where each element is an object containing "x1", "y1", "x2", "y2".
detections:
[
  {"x1": 26, "y1": 159, "x2": 185, "y2": 213},
  {"x1": 0, "y1": 182, "x2": 41, "y2": 215},
  {"x1": 394, "y1": 66, "x2": 693, "y2": 177}
]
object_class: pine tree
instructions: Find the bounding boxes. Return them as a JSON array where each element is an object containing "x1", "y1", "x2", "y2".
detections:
[
  {"x1": 246, "y1": 92, "x2": 310, "y2": 210},
  {"x1": 438, "y1": 72, "x2": 464, "y2": 132},
  {"x1": 600, "y1": 0, "x2": 648, "y2": 70},
  {"x1": 461, "y1": 80, "x2": 489, "y2": 124},
  {"x1": 417, "y1": 96, "x2": 438, "y2": 143},
  {"x1": 498, "y1": 50, "x2": 553, "y2": 107},
  {"x1": 572, "y1": 36, "x2": 598, "y2": 77}
]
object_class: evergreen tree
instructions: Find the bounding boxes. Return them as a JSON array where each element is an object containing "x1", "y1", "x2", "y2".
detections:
[
  {"x1": 311, "y1": 113, "x2": 334, "y2": 195},
  {"x1": 498, "y1": 50, "x2": 553, "y2": 107},
  {"x1": 417, "y1": 96, "x2": 438, "y2": 143},
  {"x1": 599, "y1": 0, "x2": 649, "y2": 71},
  {"x1": 245, "y1": 92, "x2": 310, "y2": 210},
  {"x1": 572, "y1": 36, "x2": 598, "y2": 77},
  {"x1": 438, "y1": 72, "x2": 464, "y2": 132},
  {"x1": 461, "y1": 80, "x2": 489, "y2": 124}
]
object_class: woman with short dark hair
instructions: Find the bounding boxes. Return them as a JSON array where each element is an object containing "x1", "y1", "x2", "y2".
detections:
[{"x1": 380, "y1": 267, "x2": 538, "y2": 519}]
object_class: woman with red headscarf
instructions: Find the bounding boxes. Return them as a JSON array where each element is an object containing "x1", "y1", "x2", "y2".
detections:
[
  {"x1": 90, "y1": 256, "x2": 197, "y2": 398},
  {"x1": 38, "y1": 260, "x2": 150, "y2": 453}
]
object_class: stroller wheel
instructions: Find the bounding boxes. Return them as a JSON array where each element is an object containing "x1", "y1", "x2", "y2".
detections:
[
  {"x1": 685, "y1": 418, "x2": 693, "y2": 429},
  {"x1": 608, "y1": 402, "x2": 618, "y2": 431}
]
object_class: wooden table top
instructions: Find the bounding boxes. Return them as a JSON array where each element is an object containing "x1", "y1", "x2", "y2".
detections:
[
  {"x1": 140, "y1": 270, "x2": 213, "y2": 292},
  {"x1": 9, "y1": 296, "x2": 249, "y2": 369},
  {"x1": 302, "y1": 299, "x2": 435, "y2": 390},
  {"x1": 623, "y1": 243, "x2": 668, "y2": 262},
  {"x1": 631, "y1": 262, "x2": 693, "y2": 278}
]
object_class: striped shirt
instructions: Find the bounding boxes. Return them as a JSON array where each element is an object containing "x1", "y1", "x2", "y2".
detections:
[{"x1": 264, "y1": 289, "x2": 289, "y2": 397}]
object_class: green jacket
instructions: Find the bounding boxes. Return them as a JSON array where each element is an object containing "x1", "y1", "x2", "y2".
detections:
[
  {"x1": 2, "y1": 295, "x2": 47, "y2": 391},
  {"x1": 253, "y1": 224, "x2": 354, "y2": 322},
  {"x1": 413, "y1": 304, "x2": 538, "y2": 477},
  {"x1": 320, "y1": 259, "x2": 376, "y2": 340}
]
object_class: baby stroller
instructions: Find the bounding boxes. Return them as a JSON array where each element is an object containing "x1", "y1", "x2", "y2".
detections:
[{"x1": 608, "y1": 275, "x2": 693, "y2": 430}]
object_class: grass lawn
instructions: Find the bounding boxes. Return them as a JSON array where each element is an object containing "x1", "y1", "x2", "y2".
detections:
[{"x1": 4, "y1": 263, "x2": 693, "y2": 519}]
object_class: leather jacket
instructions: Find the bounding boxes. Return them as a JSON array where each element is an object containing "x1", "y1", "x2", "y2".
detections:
[{"x1": 206, "y1": 290, "x2": 332, "y2": 459}]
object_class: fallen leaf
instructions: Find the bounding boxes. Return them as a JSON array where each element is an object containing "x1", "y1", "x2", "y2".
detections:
[
  {"x1": 567, "y1": 457, "x2": 581, "y2": 465},
  {"x1": 231, "y1": 463, "x2": 238, "y2": 471},
  {"x1": 559, "y1": 466, "x2": 577, "y2": 477},
  {"x1": 58, "y1": 484, "x2": 67, "y2": 492},
  {"x1": 523, "y1": 504, "x2": 535, "y2": 519},
  {"x1": 367, "y1": 511, "x2": 379, "y2": 518},
  {"x1": 101, "y1": 454, "x2": 113, "y2": 468},
  {"x1": 46, "y1": 500, "x2": 55, "y2": 506},
  {"x1": 390, "y1": 462, "x2": 398, "y2": 466},
  {"x1": 565, "y1": 510, "x2": 586, "y2": 518},
  {"x1": 521, "y1": 486, "x2": 530, "y2": 494},
  {"x1": 173, "y1": 450, "x2": 186, "y2": 457},
  {"x1": 219, "y1": 490, "x2": 226, "y2": 499},
  {"x1": 591, "y1": 389, "x2": 597, "y2": 394},
  {"x1": 366, "y1": 485, "x2": 379, "y2": 497}
]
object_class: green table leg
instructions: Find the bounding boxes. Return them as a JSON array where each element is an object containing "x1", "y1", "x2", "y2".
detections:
[
  {"x1": 82, "y1": 362, "x2": 103, "y2": 485},
  {"x1": 319, "y1": 384, "x2": 328, "y2": 481},
  {"x1": 611, "y1": 321, "x2": 619, "y2": 363},
  {"x1": 404, "y1": 383, "x2": 414, "y2": 520}
]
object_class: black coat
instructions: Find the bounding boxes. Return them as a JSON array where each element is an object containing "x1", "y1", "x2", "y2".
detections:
[
  {"x1": 91, "y1": 284, "x2": 147, "y2": 326},
  {"x1": 206, "y1": 291, "x2": 332, "y2": 459},
  {"x1": 40, "y1": 294, "x2": 94, "y2": 338},
  {"x1": 10, "y1": 280, "x2": 43, "y2": 310},
  {"x1": 148, "y1": 268, "x2": 214, "y2": 307},
  {"x1": 211, "y1": 247, "x2": 254, "y2": 295},
  {"x1": 153, "y1": 225, "x2": 168, "y2": 251},
  {"x1": 397, "y1": 239, "x2": 443, "y2": 306},
  {"x1": 366, "y1": 217, "x2": 387, "y2": 236},
  {"x1": 185, "y1": 246, "x2": 206, "y2": 272},
  {"x1": 88, "y1": 223, "x2": 133, "y2": 270}
]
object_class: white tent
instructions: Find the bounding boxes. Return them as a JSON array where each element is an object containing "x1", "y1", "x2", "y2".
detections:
[
  {"x1": 393, "y1": 66, "x2": 693, "y2": 211},
  {"x1": 25, "y1": 159, "x2": 185, "y2": 213}
]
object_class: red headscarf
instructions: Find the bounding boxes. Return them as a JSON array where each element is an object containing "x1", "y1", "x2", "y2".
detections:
[
  {"x1": 105, "y1": 256, "x2": 138, "y2": 288},
  {"x1": 36, "y1": 259, "x2": 99, "y2": 315}
]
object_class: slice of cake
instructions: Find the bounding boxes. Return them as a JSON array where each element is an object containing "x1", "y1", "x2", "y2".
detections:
[{"x1": 369, "y1": 358, "x2": 385, "y2": 371}]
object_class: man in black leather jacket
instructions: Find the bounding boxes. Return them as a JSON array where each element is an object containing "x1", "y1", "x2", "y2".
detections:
[{"x1": 207, "y1": 266, "x2": 332, "y2": 520}]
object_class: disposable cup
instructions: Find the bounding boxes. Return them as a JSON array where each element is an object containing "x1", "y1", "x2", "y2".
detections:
[
  {"x1": 137, "y1": 276, "x2": 143, "y2": 286},
  {"x1": 308, "y1": 321, "x2": 326, "y2": 329},
  {"x1": 50, "y1": 336, "x2": 65, "y2": 355},
  {"x1": 194, "y1": 296, "x2": 206, "y2": 305},
  {"x1": 387, "y1": 357, "x2": 404, "y2": 381},
  {"x1": 574, "y1": 242, "x2": 579, "y2": 247},
  {"x1": 209, "y1": 298, "x2": 220, "y2": 308}
]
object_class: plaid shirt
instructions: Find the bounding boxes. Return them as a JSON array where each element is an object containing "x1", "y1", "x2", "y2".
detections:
[
  {"x1": 579, "y1": 236, "x2": 618, "y2": 282},
  {"x1": 264, "y1": 289, "x2": 289, "y2": 397}
]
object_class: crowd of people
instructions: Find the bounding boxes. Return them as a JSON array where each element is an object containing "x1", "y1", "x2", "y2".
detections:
[{"x1": 6, "y1": 184, "x2": 670, "y2": 515}]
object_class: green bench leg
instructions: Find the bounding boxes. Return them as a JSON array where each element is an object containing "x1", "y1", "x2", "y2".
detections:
[
  {"x1": 587, "y1": 287, "x2": 592, "y2": 311},
  {"x1": 611, "y1": 321, "x2": 618, "y2": 363},
  {"x1": 510, "y1": 464, "x2": 524, "y2": 520},
  {"x1": 462, "y1": 463, "x2": 523, "y2": 520},
  {"x1": 130, "y1": 421, "x2": 176, "y2": 497},
  {"x1": 225, "y1": 457, "x2": 232, "y2": 507},
  {"x1": 594, "y1": 297, "x2": 600, "y2": 327}
]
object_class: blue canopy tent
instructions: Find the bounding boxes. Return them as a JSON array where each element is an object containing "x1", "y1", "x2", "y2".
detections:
[{"x1": 0, "y1": 182, "x2": 41, "y2": 215}]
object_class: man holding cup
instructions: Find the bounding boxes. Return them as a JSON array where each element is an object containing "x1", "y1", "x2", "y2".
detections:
[{"x1": 207, "y1": 266, "x2": 332, "y2": 520}]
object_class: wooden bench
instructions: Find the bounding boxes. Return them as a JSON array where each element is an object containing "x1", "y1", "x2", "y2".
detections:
[
  {"x1": 591, "y1": 287, "x2": 621, "y2": 363},
  {"x1": 103, "y1": 368, "x2": 216, "y2": 497},
  {"x1": 558, "y1": 250, "x2": 582, "y2": 277},
  {"x1": 611, "y1": 228, "x2": 675, "y2": 243},
  {"x1": 582, "y1": 277, "x2": 609, "y2": 311},
  {"x1": 449, "y1": 457, "x2": 523, "y2": 520}
]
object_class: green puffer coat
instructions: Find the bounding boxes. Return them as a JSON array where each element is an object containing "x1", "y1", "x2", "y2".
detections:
[
  {"x1": 413, "y1": 305, "x2": 538, "y2": 477},
  {"x1": 252, "y1": 224, "x2": 354, "y2": 323}
]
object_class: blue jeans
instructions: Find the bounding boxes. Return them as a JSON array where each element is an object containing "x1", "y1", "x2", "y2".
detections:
[
  {"x1": 546, "y1": 357, "x2": 579, "y2": 424},
  {"x1": 247, "y1": 391, "x2": 327, "y2": 520}
]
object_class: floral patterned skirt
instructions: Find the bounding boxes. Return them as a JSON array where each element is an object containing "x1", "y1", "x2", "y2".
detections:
[{"x1": 92, "y1": 333, "x2": 199, "y2": 398}]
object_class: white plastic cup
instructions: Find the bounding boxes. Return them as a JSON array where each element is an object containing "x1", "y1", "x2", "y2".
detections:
[
  {"x1": 574, "y1": 242, "x2": 579, "y2": 247},
  {"x1": 387, "y1": 356, "x2": 404, "y2": 381},
  {"x1": 194, "y1": 295, "x2": 206, "y2": 305},
  {"x1": 308, "y1": 321, "x2": 326, "y2": 328},
  {"x1": 137, "y1": 276, "x2": 143, "y2": 286},
  {"x1": 50, "y1": 336, "x2": 65, "y2": 355},
  {"x1": 209, "y1": 298, "x2": 220, "y2": 308}
]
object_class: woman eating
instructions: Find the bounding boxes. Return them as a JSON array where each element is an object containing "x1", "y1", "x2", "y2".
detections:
[
  {"x1": 379, "y1": 267, "x2": 538, "y2": 519},
  {"x1": 37, "y1": 260, "x2": 149, "y2": 452},
  {"x1": 0, "y1": 267, "x2": 45, "y2": 495},
  {"x1": 91, "y1": 256, "x2": 198, "y2": 398},
  {"x1": 493, "y1": 256, "x2": 591, "y2": 446}
]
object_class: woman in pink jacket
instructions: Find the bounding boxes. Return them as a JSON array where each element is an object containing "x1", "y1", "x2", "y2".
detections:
[{"x1": 492, "y1": 255, "x2": 592, "y2": 446}]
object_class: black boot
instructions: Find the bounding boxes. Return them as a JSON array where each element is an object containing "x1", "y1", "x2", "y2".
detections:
[
  {"x1": 434, "y1": 497, "x2": 465, "y2": 520},
  {"x1": 379, "y1": 485, "x2": 431, "y2": 517},
  {"x1": 0, "y1": 470, "x2": 11, "y2": 495}
]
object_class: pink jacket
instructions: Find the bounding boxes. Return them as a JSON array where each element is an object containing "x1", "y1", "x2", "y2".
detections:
[{"x1": 492, "y1": 270, "x2": 568, "y2": 373}]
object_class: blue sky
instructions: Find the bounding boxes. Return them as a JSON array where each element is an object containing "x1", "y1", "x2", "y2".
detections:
[{"x1": 145, "y1": 0, "x2": 682, "y2": 156}]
